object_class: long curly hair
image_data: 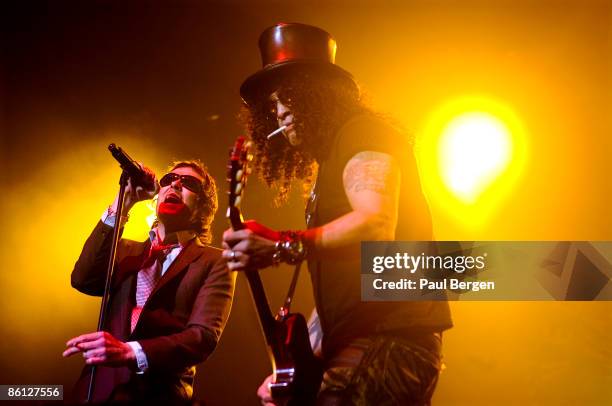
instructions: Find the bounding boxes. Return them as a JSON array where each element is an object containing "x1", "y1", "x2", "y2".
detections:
[{"x1": 239, "y1": 68, "x2": 371, "y2": 203}]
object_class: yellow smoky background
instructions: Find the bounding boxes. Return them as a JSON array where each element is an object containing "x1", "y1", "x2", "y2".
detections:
[{"x1": 2, "y1": 1, "x2": 610, "y2": 405}]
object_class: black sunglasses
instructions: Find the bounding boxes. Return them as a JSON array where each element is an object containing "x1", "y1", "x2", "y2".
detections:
[{"x1": 159, "y1": 173, "x2": 203, "y2": 194}]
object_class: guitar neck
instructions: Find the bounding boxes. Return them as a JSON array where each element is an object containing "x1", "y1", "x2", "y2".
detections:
[
  {"x1": 229, "y1": 211, "x2": 277, "y2": 345},
  {"x1": 244, "y1": 269, "x2": 277, "y2": 345}
]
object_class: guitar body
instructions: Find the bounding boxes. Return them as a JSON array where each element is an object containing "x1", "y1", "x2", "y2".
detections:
[
  {"x1": 269, "y1": 312, "x2": 323, "y2": 405},
  {"x1": 228, "y1": 137, "x2": 323, "y2": 405}
]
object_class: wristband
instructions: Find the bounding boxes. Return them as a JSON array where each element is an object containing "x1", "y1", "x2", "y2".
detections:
[{"x1": 273, "y1": 231, "x2": 307, "y2": 265}]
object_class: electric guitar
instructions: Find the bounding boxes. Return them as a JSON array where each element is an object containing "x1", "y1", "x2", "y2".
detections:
[{"x1": 227, "y1": 136, "x2": 323, "y2": 405}]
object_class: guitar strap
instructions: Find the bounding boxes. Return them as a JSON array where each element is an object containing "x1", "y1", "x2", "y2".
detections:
[
  {"x1": 279, "y1": 167, "x2": 318, "y2": 317},
  {"x1": 279, "y1": 261, "x2": 302, "y2": 317}
]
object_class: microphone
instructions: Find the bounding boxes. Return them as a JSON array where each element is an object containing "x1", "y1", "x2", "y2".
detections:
[{"x1": 108, "y1": 144, "x2": 159, "y2": 193}]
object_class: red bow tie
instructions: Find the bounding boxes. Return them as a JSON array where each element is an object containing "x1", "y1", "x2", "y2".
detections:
[{"x1": 143, "y1": 230, "x2": 179, "y2": 267}]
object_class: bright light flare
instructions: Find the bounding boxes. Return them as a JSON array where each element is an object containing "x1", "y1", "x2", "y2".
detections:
[
  {"x1": 122, "y1": 198, "x2": 157, "y2": 240},
  {"x1": 439, "y1": 113, "x2": 512, "y2": 204},
  {"x1": 417, "y1": 95, "x2": 528, "y2": 229}
]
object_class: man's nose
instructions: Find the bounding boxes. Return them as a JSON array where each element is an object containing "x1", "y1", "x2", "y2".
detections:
[
  {"x1": 171, "y1": 179, "x2": 182, "y2": 190},
  {"x1": 276, "y1": 103, "x2": 291, "y2": 121}
]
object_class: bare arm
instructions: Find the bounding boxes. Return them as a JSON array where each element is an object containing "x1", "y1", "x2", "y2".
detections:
[
  {"x1": 305, "y1": 151, "x2": 400, "y2": 258},
  {"x1": 222, "y1": 151, "x2": 401, "y2": 269}
]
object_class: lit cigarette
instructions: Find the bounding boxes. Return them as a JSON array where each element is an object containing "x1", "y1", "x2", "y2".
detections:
[{"x1": 266, "y1": 125, "x2": 287, "y2": 139}]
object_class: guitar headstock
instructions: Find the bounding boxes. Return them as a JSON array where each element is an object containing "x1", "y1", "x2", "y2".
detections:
[{"x1": 227, "y1": 136, "x2": 253, "y2": 230}]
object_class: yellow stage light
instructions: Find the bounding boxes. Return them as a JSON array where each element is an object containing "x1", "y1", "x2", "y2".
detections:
[
  {"x1": 121, "y1": 198, "x2": 157, "y2": 241},
  {"x1": 439, "y1": 112, "x2": 512, "y2": 204},
  {"x1": 417, "y1": 95, "x2": 528, "y2": 229}
]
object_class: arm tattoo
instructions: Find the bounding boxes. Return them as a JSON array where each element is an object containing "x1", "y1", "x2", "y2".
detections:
[{"x1": 343, "y1": 151, "x2": 399, "y2": 195}]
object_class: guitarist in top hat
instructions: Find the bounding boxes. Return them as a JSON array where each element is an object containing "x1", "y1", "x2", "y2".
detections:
[{"x1": 223, "y1": 23, "x2": 452, "y2": 405}]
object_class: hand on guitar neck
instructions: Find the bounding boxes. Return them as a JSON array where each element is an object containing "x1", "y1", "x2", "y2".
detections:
[
  {"x1": 222, "y1": 220, "x2": 280, "y2": 271},
  {"x1": 224, "y1": 136, "x2": 293, "y2": 271}
]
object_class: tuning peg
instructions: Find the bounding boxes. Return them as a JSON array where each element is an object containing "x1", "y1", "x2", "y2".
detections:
[
  {"x1": 235, "y1": 183, "x2": 242, "y2": 194},
  {"x1": 236, "y1": 169, "x2": 243, "y2": 181},
  {"x1": 235, "y1": 196, "x2": 242, "y2": 207}
]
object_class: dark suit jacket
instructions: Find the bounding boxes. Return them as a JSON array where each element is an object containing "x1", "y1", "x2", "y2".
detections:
[{"x1": 71, "y1": 221, "x2": 235, "y2": 403}]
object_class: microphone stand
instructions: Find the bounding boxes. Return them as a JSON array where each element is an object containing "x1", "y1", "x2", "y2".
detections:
[{"x1": 86, "y1": 170, "x2": 129, "y2": 403}]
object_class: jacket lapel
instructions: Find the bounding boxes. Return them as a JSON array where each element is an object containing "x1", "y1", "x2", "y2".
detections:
[
  {"x1": 113, "y1": 240, "x2": 150, "y2": 289},
  {"x1": 148, "y1": 238, "x2": 205, "y2": 299},
  {"x1": 109, "y1": 241, "x2": 149, "y2": 340}
]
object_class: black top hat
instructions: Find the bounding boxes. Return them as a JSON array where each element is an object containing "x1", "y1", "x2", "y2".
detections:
[{"x1": 240, "y1": 23, "x2": 358, "y2": 105}]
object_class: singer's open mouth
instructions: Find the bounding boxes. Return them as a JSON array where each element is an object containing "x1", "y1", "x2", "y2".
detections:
[{"x1": 165, "y1": 194, "x2": 182, "y2": 203}]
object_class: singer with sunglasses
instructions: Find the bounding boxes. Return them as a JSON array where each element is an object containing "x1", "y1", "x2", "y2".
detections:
[{"x1": 65, "y1": 160, "x2": 235, "y2": 403}]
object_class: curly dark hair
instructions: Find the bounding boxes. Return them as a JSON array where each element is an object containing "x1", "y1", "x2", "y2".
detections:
[
  {"x1": 168, "y1": 160, "x2": 218, "y2": 244},
  {"x1": 239, "y1": 68, "x2": 372, "y2": 203}
]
